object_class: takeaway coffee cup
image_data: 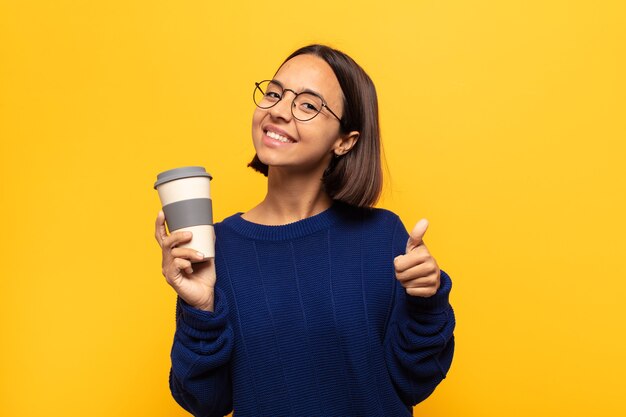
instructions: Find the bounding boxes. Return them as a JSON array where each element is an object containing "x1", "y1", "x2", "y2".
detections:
[{"x1": 154, "y1": 166, "x2": 214, "y2": 261}]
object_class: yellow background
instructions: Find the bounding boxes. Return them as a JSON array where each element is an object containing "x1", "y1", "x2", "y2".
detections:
[{"x1": 1, "y1": 1, "x2": 624, "y2": 416}]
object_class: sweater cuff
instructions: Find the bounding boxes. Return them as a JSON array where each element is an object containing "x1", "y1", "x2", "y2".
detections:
[
  {"x1": 406, "y1": 270, "x2": 452, "y2": 314},
  {"x1": 177, "y1": 288, "x2": 229, "y2": 338}
]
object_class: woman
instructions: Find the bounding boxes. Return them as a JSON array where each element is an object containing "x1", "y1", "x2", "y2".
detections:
[{"x1": 155, "y1": 44, "x2": 455, "y2": 416}]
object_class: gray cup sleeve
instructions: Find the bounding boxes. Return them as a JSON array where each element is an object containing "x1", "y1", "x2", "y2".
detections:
[{"x1": 163, "y1": 198, "x2": 213, "y2": 231}]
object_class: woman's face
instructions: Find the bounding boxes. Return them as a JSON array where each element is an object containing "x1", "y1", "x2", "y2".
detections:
[{"x1": 251, "y1": 54, "x2": 354, "y2": 176}]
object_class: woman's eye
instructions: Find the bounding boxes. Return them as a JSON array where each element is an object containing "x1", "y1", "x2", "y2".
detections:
[
  {"x1": 300, "y1": 101, "x2": 319, "y2": 113},
  {"x1": 266, "y1": 91, "x2": 281, "y2": 100}
]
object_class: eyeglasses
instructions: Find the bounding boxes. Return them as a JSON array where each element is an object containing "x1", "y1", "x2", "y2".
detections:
[{"x1": 253, "y1": 79, "x2": 342, "y2": 122}]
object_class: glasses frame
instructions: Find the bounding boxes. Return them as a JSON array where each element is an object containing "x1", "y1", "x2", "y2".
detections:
[{"x1": 253, "y1": 80, "x2": 342, "y2": 123}]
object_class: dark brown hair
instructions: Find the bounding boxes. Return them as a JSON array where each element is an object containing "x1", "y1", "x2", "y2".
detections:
[{"x1": 248, "y1": 44, "x2": 382, "y2": 207}]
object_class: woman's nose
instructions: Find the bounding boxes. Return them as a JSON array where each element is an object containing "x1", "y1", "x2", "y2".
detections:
[{"x1": 269, "y1": 93, "x2": 295, "y2": 121}]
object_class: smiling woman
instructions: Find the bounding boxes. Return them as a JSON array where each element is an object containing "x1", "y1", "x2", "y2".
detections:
[
  {"x1": 248, "y1": 53, "x2": 361, "y2": 210},
  {"x1": 248, "y1": 44, "x2": 383, "y2": 208},
  {"x1": 155, "y1": 44, "x2": 455, "y2": 416}
]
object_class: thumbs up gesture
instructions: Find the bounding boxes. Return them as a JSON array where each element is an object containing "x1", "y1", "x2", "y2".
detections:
[{"x1": 394, "y1": 219, "x2": 441, "y2": 298}]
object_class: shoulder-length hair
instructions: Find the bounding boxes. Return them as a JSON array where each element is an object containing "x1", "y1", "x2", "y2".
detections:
[{"x1": 248, "y1": 44, "x2": 383, "y2": 208}]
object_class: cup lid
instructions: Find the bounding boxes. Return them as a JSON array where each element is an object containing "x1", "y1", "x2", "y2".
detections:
[{"x1": 154, "y1": 166, "x2": 212, "y2": 189}]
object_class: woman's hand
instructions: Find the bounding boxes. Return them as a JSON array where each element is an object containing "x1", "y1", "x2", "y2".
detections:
[
  {"x1": 394, "y1": 219, "x2": 441, "y2": 298},
  {"x1": 155, "y1": 210, "x2": 217, "y2": 311}
]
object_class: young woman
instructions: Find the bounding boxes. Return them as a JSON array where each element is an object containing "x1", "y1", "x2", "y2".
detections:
[{"x1": 155, "y1": 44, "x2": 455, "y2": 417}]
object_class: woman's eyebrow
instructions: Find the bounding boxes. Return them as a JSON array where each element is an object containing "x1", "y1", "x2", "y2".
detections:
[
  {"x1": 269, "y1": 79, "x2": 284, "y2": 88},
  {"x1": 300, "y1": 88, "x2": 324, "y2": 98},
  {"x1": 271, "y1": 79, "x2": 324, "y2": 98}
]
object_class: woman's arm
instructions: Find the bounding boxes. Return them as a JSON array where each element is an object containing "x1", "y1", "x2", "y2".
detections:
[
  {"x1": 169, "y1": 289, "x2": 234, "y2": 417},
  {"x1": 384, "y1": 217, "x2": 456, "y2": 406},
  {"x1": 156, "y1": 211, "x2": 233, "y2": 415},
  {"x1": 384, "y1": 272, "x2": 455, "y2": 406}
]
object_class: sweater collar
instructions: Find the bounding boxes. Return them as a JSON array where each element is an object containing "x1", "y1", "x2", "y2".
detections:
[{"x1": 221, "y1": 201, "x2": 346, "y2": 241}]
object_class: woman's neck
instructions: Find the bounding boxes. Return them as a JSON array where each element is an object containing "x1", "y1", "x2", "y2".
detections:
[{"x1": 242, "y1": 167, "x2": 333, "y2": 225}]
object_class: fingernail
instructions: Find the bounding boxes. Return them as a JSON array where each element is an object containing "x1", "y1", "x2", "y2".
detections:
[
  {"x1": 185, "y1": 232, "x2": 192, "y2": 237},
  {"x1": 196, "y1": 252, "x2": 205, "y2": 259}
]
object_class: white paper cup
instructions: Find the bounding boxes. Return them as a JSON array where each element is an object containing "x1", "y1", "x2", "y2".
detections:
[{"x1": 154, "y1": 166, "x2": 214, "y2": 261}]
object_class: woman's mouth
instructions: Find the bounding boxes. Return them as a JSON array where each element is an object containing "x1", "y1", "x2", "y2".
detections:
[{"x1": 265, "y1": 129, "x2": 295, "y2": 143}]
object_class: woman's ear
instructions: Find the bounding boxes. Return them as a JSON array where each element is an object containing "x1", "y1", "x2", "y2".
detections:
[{"x1": 333, "y1": 131, "x2": 360, "y2": 156}]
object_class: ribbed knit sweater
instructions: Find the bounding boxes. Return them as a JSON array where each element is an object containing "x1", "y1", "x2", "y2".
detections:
[{"x1": 169, "y1": 202, "x2": 455, "y2": 417}]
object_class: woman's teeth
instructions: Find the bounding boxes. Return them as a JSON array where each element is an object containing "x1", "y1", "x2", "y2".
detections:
[{"x1": 266, "y1": 130, "x2": 292, "y2": 143}]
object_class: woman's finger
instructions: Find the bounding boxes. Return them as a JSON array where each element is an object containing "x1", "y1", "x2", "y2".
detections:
[
  {"x1": 164, "y1": 258, "x2": 193, "y2": 284},
  {"x1": 403, "y1": 273, "x2": 439, "y2": 289},
  {"x1": 162, "y1": 230, "x2": 193, "y2": 250},
  {"x1": 173, "y1": 257, "x2": 193, "y2": 276},
  {"x1": 155, "y1": 210, "x2": 168, "y2": 247},
  {"x1": 395, "y1": 262, "x2": 434, "y2": 282},
  {"x1": 394, "y1": 247, "x2": 430, "y2": 273},
  {"x1": 406, "y1": 286, "x2": 438, "y2": 298},
  {"x1": 171, "y1": 247, "x2": 206, "y2": 261}
]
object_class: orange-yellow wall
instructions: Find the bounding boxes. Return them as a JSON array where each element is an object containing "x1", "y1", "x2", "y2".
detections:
[{"x1": 1, "y1": 1, "x2": 625, "y2": 416}]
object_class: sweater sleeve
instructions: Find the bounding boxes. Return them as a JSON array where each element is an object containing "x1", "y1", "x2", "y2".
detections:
[
  {"x1": 383, "y1": 217, "x2": 456, "y2": 407},
  {"x1": 169, "y1": 287, "x2": 234, "y2": 417}
]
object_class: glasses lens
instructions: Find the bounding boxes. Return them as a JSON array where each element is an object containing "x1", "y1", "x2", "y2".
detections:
[
  {"x1": 253, "y1": 80, "x2": 282, "y2": 108},
  {"x1": 292, "y1": 93, "x2": 323, "y2": 121}
]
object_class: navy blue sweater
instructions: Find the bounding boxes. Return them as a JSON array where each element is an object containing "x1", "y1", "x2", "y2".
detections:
[{"x1": 169, "y1": 203, "x2": 455, "y2": 416}]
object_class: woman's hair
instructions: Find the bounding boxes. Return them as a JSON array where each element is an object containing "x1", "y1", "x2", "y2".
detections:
[{"x1": 248, "y1": 44, "x2": 383, "y2": 208}]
